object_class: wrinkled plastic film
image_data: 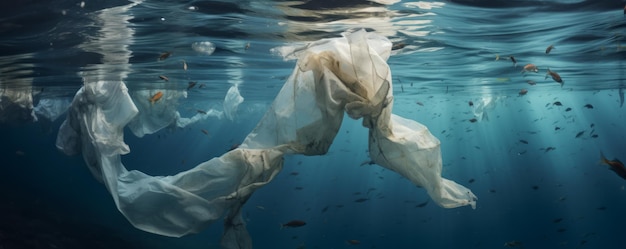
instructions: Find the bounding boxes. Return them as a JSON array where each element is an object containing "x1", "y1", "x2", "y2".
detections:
[{"x1": 57, "y1": 30, "x2": 476, "y2": 249}]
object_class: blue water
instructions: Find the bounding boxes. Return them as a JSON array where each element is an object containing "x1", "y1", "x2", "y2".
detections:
[{"x1": 1, "y1": 0, "x2": 626, "y2": 248}]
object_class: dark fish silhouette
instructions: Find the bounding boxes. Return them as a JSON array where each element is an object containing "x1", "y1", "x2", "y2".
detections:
[
  {"x1": 519, "y1": 139, "x2": 528, "y2": 144},
  {"x1": 321, "y1": 206, "x2": 329, "y2": 213},
  {"x1": 584, "y1": 104, "x2": 594, "y2": 109},
  {"x1": 416, "y1": 201, "x2": 429, "y2": 208},
  {"x1": 553, "y1": 101, "x2": 562, "y2": 106},
  {"x1": 354, "y1": 198, "x2": 369, "y2": 203},
  {"x1": 575, "y1": 131, "x2": 585, "y2": 138},
  {"x1": 187, "y1": 81, "x2": 197, "y2": 90},
  {"x1": 281, "y1": 220, "x2": 306, "y2": 228},
  {"x1": 545, "y1": 68, "x2": 563, "y2": 87},
  {"x1": 546, "y1": 44, "x2": 555, "y2": 54},
  {"x1": 565, "y1": 107, "x2": 572, "y2": 112},
  {"x1": 600, "y1": 153, "x2": 626, "y2": 180},
  {"x1": 159, "y1": 51, "x2": 171, "y2": 60}
]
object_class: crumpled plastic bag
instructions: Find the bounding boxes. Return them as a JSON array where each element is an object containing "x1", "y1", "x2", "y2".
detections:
[{"x1": 56, "y1": 29, "x2": 476, "y2": 249}]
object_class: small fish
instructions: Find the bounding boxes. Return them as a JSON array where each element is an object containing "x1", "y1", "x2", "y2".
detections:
[
  {"x1": 553, "y1": 218, "x2": 563, "y2": 223},
  {"x1": 575, "y1": 131, "x2": 585, "y2": 138},
  {"x1": 149, "y1": 91, "x2": 164, "y2": 105},
  {"x1": 545, "y1": 68, "x2": 563, "y2": 87},
  {"x1": 294, "y1": 186, "x2": 303, "y2": 190},
  {"x1": 527, "y1": 80, "x2": 537, "y2": 85},
  {"x1": 519, "y1": 89, "x2": 528, "y2": 96},
  {"x1": 495, "y1": 54, "x2": 500, "y2": 61},
  {"x1": 545, "y1": 44, "x2": 555, "y2": 54},
  {"x1": 290, "y1": 172, "x2": 299, "y2": 176},
  {"x1": 321, "y1": 206, "x2": 329, "y2": 213},
  {"x1": 590, "y1": 123, "x2": 595, "y2": 128},
  {"x1": 281, "y1": 220, "x2": 306, "y2": 228},
  {"x1": 557, "y1": 228, "x2": 567, "y2": 233},
  {"x1": 159, "y1": 75, "x2": 169, "y2": 81},
  {"x1": 504, "y1": 240, "x2": 523, "y2": 247},
  {"x1": 591, "y1": 134, "x2": 599, "y2": 138},
  {"x1": 509, "y1": 56, "x2": 517, "y2": 67},
  {"x1": 245, "y1": 42, "x2": 251, "y2": 50},
  {"x1": 583, "y1": 104, "x2": 594, "y2": 109},
  {"x1": 416, "y1": 101, "x2": 424, "y2": 106},
  {"x1": 468, "y1": 178, "x2": 475, "y2": 183},
  {"x1": 565, "y1": 107, "x2": 572, "y2": 112},
  {"x1": 596, "y1": 206, "x2": 607, "y2": 210},
  {"x1": 201, "y1": 129, "x2": 209, "y2": 135},
  {"x1": 197, "y1": 109, "x2": 207, "y2": 114},
  {"x1": 600, "y1": 152, "x2": 626, "y2": 180},
  {"x1": 544, "y1": 147, "x2": 556, "y2": 152},
  {"x1": 187, "y1": 81, "x2": 196, "y2": 90},
  {"x1": 468, "y1": 101, "x2": 474, "y2": 107},
  {"x1": 354, "y1": 198, "x2": 369, "y2": 203},
  {"x1": 521, "y1": 64, "x2": 538, "y2": 73},
  {"x1": 159, "y1": 51, "x2": 171, "y2": 60},
  {"x1": 553, "y1": 101, "x2": 562, "y2": 106},
  {"x1": 256, "y1": 205, "x2": 265, "y2": 210},
  {"x1": 392, "y1": 42, "x2": 406, "y2": 50},
  {"x1": 346, "y1": 240, "x2": 361, "y2": 245},
  {"x1": 469, "y1": 118, "x2": 478, "y2": 123},
  {"x1": 555, "y1": 126, "x2": 561, "y2": 131},
  {"x1": 531, "y1": 185, "x2": 539, "y2": 190},
  {"x1": 519, "y1": 139, "x2": 528, "y2": 144},
  {"x1": 228, "y1": 143, "x2": 240, "y2": 151},
  {"x1": 181, "y1": 60, "x2": 188, "y2": 70},
  {"x1": 415, "y1": 201, "x2": 429, "y2": 208},
  {"x1": 199, "y1": 83, "x2": 206, "y2": 88}
]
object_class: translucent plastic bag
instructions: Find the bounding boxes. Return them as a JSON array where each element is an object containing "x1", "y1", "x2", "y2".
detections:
[{"x1": 56, "y1": 30, "x2": 475, "y2": 249}]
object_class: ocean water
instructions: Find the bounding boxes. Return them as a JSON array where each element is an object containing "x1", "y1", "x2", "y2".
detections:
[{"x1": 1, "y1": 0, "x2": 626, "y2": 248}]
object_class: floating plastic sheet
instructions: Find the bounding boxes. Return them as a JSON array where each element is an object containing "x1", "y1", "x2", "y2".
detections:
[
  {"x1": 127, "y1": 89, "x2": 187, "y2": 137},
  {"x1": 56, "y1": 29, "x2": 476, "y2": 249},
  {"x1": 0, "y1": 85, "x2": 37, "y2": 123},
  {"x1": 33, "y1": 98, "x2": 71, "y2": 122},
  {"x1": 224, "y1": 85, "x2": 244, "y2": 121}
]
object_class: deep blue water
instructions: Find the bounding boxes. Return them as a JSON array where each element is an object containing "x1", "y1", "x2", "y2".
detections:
[{"x1": 1, "y1": 0, "x2": 626, "y2": 248}]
